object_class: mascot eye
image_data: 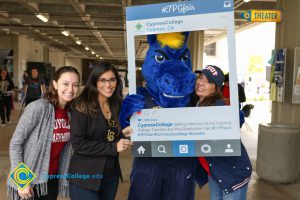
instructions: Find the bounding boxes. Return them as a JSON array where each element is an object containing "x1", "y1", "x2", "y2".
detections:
[
  {"x1": 155, "y1": 55, "x2": 165, "y2": 63},
  {"x1": 181, "y1": 54, "x2": 189, "y2": 62}
]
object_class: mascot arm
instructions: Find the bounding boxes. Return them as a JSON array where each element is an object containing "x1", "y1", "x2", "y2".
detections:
[{"x1": 119, "y1": 94, "x2": 145, "y2": 128}]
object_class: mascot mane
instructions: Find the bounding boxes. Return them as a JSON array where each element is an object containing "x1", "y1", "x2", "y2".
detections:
[{"x1": 156, "y1": 32, "x2": 185, "y2": 49}]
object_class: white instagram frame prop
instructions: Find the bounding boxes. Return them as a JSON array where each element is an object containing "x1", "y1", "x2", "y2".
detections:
[{"x1": 126, "y1": 0, "x2": 240, "y2": 155}]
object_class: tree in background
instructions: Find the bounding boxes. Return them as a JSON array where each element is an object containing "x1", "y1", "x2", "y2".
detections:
[{"x1": 246, "y1": 55, "x2": 268, "y2": 100}]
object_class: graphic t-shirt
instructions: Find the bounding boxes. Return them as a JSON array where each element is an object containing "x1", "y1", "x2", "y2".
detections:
[
  {"x1": 0, "y1": 78, "x2": 14, "y2": 96},
  {"x1": 26, "y1": 77, "x2": 45, "y2": 99},
  {"x1": 103, "y1": 119, "x2": 119, "y2": 177},
  {"x1": 48, "y1": 107, "x2": 70, "y2": 175}
]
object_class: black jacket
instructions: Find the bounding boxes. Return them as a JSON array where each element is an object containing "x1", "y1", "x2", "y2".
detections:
[
  {"x1": 238, "y1": 84, "x2": 246, "y2": 103},
  {"x1": 68, "y1": 108, "x2": 121, "y2": 191}
]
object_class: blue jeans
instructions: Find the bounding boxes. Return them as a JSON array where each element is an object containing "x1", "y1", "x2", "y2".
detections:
[
  {"x1": 69, "y1": 174, "x2": 119, "y2": 200},
  {"x1": 208, "y1": 176, "x2": 248, "y2": 200}
]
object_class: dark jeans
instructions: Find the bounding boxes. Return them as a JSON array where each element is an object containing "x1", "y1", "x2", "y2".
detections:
[
  {"x1": 0, "y1": 96, "x2": 12, "y2": 123},
  {"x1": 128, "y1": 158, "x2": 195, "y2": 200},
  {"x1": 70, "y1": 174, "x2": 119, "y2": 200},
  {"x1": 34, "y1": 178, "x2": 58, "y2": 200}
]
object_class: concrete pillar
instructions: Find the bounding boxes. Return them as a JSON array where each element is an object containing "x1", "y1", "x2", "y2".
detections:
[
  {"x1": 257, "y1": 0, "x2": 300, "y2": 183},
  {"x1": 187, "y1": 31, "x2": 204, "y2": 71},
  {"x1": 43, "y1": 46, "x2": 49, "y2": 63},
  {"x1": 272, "y1": 0, "x2": 300, "y2": 124},
  {"x1": 257, "y1": 123, "x2": 300, "y2": 183}
]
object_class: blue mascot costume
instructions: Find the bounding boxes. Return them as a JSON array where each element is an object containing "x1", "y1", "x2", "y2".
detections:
[{"x1": 120, "y1": 32, "x2": 200, "y2": 200}]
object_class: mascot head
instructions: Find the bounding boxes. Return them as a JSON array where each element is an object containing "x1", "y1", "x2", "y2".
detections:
[{"x1": 142, "y1": 32, "x2": 196, "y2": 108}]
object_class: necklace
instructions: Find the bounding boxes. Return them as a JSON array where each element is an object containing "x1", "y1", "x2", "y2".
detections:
[
  {"x1": 101, "y1": 104, "x2": 111, "y2": 116},
  {"x1": 101, "y1": 106, "x2": 110, "y2": 113},
  {"x1": 99, "y1": 99, "x2": 111, "y2": 119}
]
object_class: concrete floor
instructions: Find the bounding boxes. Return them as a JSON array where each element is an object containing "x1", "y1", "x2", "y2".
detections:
[{"x1": 0, "y1": 101, "x2": 300, "y2": 200}]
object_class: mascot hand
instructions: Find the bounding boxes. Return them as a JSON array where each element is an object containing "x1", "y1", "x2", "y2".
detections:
[
  {"x1": 119, "y1": 94, "x2": 145, "y2": 128},
  {"x1": 239, "y1": 110, "x2": 245, "y2": 128}
]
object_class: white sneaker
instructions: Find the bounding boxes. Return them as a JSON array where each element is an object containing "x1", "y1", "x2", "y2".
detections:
[{"x1": 0, "y1": 122, "x2": 6, "y2": 126}]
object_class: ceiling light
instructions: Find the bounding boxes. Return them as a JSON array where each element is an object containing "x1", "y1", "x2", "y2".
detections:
[
  {"x1": 91, "y1": 51, "x2": 95, "y2": 55},
  {"x1": 100, "y1": 57, "x2": 103, "y2": 60},
  {"x1": 3, "y1": 28, "x2": 10, "y2": 34},
  {"x1": 2, "y1": 28, "x2": 10, "y2": 32},
  {"x1": 96, "y1": 54, "x2": 99, "y2": 57},
  {"x1": 243, "y1": 0, "x2": 251, "y2": 2},
  {"x1": 36, "y1": 13, "x2": 49, "y2": 22},
  {"x1": 85, "y1": 47, "x2": 89, "y2": 51},
  {"x1": 61, "y1": 30, "x2": 70, "y2": 36},
  {"x1": 76, "y1": 40, "x2": 82, "y2": 45}
]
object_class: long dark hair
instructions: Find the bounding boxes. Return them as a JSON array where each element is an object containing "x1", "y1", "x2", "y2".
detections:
[
  {"x1": 44, "y1": 66, "x2": 80, "y2": 108},
  {"x1": 73, "y1": 62, "x2": 123, "y2": 120},
  {"x1": 198, "y1": 87, "x2": 224, "y2": 106},
  {"x1": 191, "y1": 82, "x2": 225, "y2": 106},
  {"x1": 0, "y1": 69, "x2": 12, "y2": 81}
]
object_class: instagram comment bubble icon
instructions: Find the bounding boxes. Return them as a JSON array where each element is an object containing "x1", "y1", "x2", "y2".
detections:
[{"x1": 201, "y1": 144, "x2": 212, "y2": 154}]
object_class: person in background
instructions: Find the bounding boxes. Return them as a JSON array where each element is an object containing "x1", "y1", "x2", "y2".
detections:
[
  {"x1": 68, "y1": 62, "x2": 133, "y2": 200},
  {"x1": 222, "y1": 73, "x2": 254, "y2": 118},
  {"x1": 7, "y1": 66, "x2": 80, "y2": 200},
  {"x1": 0, "y1": 69, "x2": 14, "y2": 126},
  {"x1": 193, "y1": 65, "x2": 252, "y2": 200},
  {"x1": 221, "y1": 73, "x2": 246, "y2": 107},
  {"x1": 21, "y1": 70, "x2": 29, "y2": 101},
  {"x1": 22, "y1": 70, "x2": 29, "y2": 87},
  {"x1": 24, "y1": 68, "x2": 46, "y2": 106}
]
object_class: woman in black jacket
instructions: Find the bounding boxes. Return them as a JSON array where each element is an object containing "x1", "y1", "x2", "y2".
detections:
[{"x1": 68, "y1": 62, "x2": 133, "y2": 200}]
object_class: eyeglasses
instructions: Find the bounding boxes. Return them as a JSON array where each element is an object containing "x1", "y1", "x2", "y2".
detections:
[{"x1": 98, "y1": 77, "x2": 117, "y2": 85}]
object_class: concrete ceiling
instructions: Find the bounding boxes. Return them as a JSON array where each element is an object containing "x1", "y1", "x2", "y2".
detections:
[{"x1": 0, "y1": 0, "x2": 277, "y2": 63}]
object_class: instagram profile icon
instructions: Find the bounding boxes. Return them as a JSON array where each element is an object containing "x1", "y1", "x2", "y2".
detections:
[{"x1": 179, "y1": 145, "x2": 189, "y2": 154}]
